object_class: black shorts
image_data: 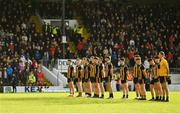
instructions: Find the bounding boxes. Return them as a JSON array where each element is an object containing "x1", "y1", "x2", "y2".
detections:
[
  {"x1": 90, "y1": 77, "x2": 96, "y2": 83},
  {"x1": 67, "y1": 78, "x2": 73, "y2": 83},
  {"x1": 138, "y1": 79, "x2": 144, "y2": 84},
  {"x1": 82, "y1": 78, "x2": 85, "y2": 83},
  {"x1": 142, "y1": 76, "x2": 146, "y2": 80},
  {"x1": 159, "y1": 76, "x2": 168, "y2": 83},
  {"x1": 95, "y1": 77, "x2": 99, "y2": 83},
  {"x1": 84, "y1": 78, "x2": 90, "y2": 82},
  {"x1": 75, "y1": 78, "x2": 82, "y2": 83},
  {"x1": 154, "y1": 77, "x2": 159, "y2": 83},
  {"x1": 150, "y1": 79, "x2": 155, "y2": 85},
  {"x1": 98, "y1": 77, "x2": 104, "y2": 83},
  {"x1": 104, "y1": 77, "x2": 112, "y2": 82},
  {"x1": 133, "y1": 78, "x2": 138, "y2": 84},
  {"x1": 121, "y1": 80, "x2": 127, "y2": 84}
]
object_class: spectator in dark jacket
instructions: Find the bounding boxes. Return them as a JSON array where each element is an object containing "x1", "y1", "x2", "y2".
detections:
[
  {"x1": 12, "y1": 73, "x2": 18, "y2": 93},
  {"x1": 34, "y1": 50, "x2": 41, "y2": 61}
]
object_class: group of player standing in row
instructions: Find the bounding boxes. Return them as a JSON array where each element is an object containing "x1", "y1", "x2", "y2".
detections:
[{"x1": 67, "y1": 51, "x2": 170, "y2": 102}]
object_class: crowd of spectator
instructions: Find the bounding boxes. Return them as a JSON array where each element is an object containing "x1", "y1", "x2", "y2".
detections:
[
  {"x1": 0, "y1": 0, "x2": 46, "y2": 86},
  {"x1": 76, "y1": 1, "x2": 179, "y2": 68},
  {"x1": 38, "y1": 0, "x2": 74, "y2": 19},
  {"x1": 37, "y1": 1, "x2": 179, "y2": 69},
  {"x1": 0, "y1": 0, "x2": 179, "y2": 87}
]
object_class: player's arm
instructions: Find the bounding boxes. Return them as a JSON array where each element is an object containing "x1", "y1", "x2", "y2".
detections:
[
  {"x1": 80, "y1": 68, "x2": 84, "y2": 78},
  {"x1": 141, "y1": 65, "x2": 147, "y2": 78},
  {"x1": 102, "y1": 65, "x2": 105, "y2": 78},
  {"x1": 125, "y1": 67, "x2": 129, "y2": 76},
  {"x1": 148, "y1": 68, "x2": 152, "y2": 78},
  {"x1": 164, "y1": 60, "x2": 169, "y2": 76},
  {"x1": 71, "y1": 67, "x2": 75, "y2": 77},
  {"x1": 110, "y1": 64, "x2": 113, "y2": 77}
]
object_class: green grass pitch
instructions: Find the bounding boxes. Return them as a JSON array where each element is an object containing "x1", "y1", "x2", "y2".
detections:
[{"x1": 0, "y1": 92, "x2": 180, "y2": 113}]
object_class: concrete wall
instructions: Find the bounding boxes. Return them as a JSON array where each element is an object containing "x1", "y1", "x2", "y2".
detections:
[
  {"x1": 42, "y1": 66, "x2": 63, "y2": 86},
  {"x1": 52, "y1": 68, "x2": 68, "y2": 87},
  {"x1": 171, "y1": 74, "x2": 180, "y2": 84}
]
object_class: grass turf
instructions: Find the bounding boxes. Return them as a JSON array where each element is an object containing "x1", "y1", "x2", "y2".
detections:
[{"x1": 0, "y1": 92, "x2": 180, "y2": 113}]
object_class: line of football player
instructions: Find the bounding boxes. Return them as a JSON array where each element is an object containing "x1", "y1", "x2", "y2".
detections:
[{"x1": 67, "y1": 51, "x2": 169, "y2": 102}]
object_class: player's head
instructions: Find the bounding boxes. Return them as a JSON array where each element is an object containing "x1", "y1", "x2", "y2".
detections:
[
  {"x1": 99, "y1": 57, "x2": 103, "y2": 64},
  {"x1": 120, "y1": 57, "x2": 125, "y2": 66},
  {"x1": 148, "y1": 58, "x2": 154, "y2": 65},
  {"x1": 90, "y1": 56, "x2": 95, "y2": 64},
  {"x1": 134, "y1": 54, "x2": 140, "y2": 62},
  {"x1": 94, "y1": 57, "x2": 99, "y2": 64},
  {"x1": 76, "y1": 58, "x2": 81, "y2": 65},
  {"x1": 105, "y1": 56, "x2": 111, "y2": 63},
  {"x1": 67, "y1": 59, "x2": 72, "y2": 65},
  {"x1": 154, "y1": 56, "x2": 160, "y2": 64},
  {"x1": 82, "y1": 57, "x2": 87, "y2": 65},
  {"x1": 136, "y1": 57, "x2": 141, "y2": 65},
  {"x1": 158, "y1": 51, "x2": 165, "y2": 59}
]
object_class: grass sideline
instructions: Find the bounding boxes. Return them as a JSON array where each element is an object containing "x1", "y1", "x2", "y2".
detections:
[{"x1": 0, "y1": 92, "x2": 180, "y2": 113}]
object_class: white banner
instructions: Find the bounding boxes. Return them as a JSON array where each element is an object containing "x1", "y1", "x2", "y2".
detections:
[
  {"x1": 57, "y1": 59, "x2": 76, "y2": 72},
  {"x1": 3, "y1": 86, "x2": 68, "y2": 93},
  {"x1": 3, "y1": 86, "x2": 35, "y2": 93}
]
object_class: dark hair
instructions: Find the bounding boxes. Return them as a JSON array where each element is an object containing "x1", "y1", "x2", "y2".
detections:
[
  {"x1": 136, "y1": 57, "x2": 141, "y2": 60},
  {"x1": 68, "y1": 59, "x2": 71, "y2": 62},
  {"x1": 135, "y1": 55, "x2": 140, "y2": 57},
  {"x1": 106, "y1": 57, "x2": 110, "y2": 59},
  {"x1": 154, "y1": 56, "x2": 159, "y2": 59},
  {"x1": 120, "y1": 57, "x2": 125, "y2": 61},
  {"x1": 148, "y1": 58, "x2": 153, "y2": 62},
  {"x1": 94, "y1": 57, "x2": 98, "y2": 60}
]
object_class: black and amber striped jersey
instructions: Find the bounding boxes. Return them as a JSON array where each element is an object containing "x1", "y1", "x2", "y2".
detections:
[
  {"x1": 150, "y1": 64, "x2": 159, "y2": 79},
  {"x1": 67, "y1": 65, "x2": 74, "y2": 78},
  {"x1": 76, "y1": 65, "x2": 83, "y2": 79},
  {"x1": 89, "y1": 64, "x2": 95, "y2": 78},
  {"x1": 95, "y1": 64, "x2": 99, "y2": 78},
  {"x1": 133, "y1": 64, "x2": 138, "y2": 78},
  {"x1": 120, "y1": 65, "x2": 128, "y2": 80},
  {"x1": 134, "y1": 64, "x2": 145, "y2": 79},
  {"x1": 84, "y1": 65, "x2": 89, "y2": 79},
  {"x1": 99, "y1": 63, "x2": 104, "y2": 78},
  {"x1": 105, "y1": 63, "x2": 113, "y2": 77}
]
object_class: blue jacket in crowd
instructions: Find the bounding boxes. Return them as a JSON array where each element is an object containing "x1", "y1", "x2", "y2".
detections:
[{"x1": 6, "y1": 67, "x2": 13, "y2": 76}]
